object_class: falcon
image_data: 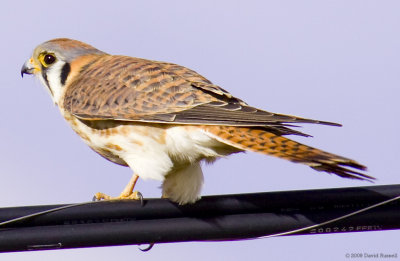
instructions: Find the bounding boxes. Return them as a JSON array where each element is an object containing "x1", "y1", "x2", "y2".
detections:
[{"x1": 21, "y1": 38, "x2": 373, "y2": 204}]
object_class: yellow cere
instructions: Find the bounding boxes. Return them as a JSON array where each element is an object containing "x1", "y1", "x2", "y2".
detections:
[{"x1": 28, "y1": 57, "x2": 41, "y2": 73}]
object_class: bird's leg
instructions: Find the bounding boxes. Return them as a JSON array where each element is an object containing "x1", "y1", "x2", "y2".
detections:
[{"x1": 93, "y1": 174, "x2": 142, "y2": 201}]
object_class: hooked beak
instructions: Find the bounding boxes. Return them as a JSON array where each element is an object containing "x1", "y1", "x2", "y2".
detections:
[{"x1": 21, "y1": 58, "x2": 37, "y2": 78}]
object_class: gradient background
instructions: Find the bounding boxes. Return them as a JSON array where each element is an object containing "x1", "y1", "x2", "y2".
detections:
[{"x1": 1, "y1": 1, "x2": 399, "y2": 260}]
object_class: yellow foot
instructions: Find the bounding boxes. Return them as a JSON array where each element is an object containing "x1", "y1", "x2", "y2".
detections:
[
  {"x1": 93, "y1": 190, "x2": 142, "y2": 200},
  {"x1": 92, "y1": 174, "x2": 143, "y2": 204}
]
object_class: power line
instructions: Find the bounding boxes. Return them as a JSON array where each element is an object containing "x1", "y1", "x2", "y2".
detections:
[{"x1": 0, "y1": 184, "x2": 399, "y2": 252}]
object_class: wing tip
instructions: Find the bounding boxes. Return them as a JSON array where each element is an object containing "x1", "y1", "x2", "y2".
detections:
[{"x1": 316, "y1": 120, "x2": 342, "y2": 127}]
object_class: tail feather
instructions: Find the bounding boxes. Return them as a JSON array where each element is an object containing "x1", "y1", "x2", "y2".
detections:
[{"x1": 203, "y1": 125, "x2": 374, "y2": 181}]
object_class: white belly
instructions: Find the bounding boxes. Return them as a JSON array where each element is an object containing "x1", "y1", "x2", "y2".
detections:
[{"x1": 61, "y1": 111, "x2": 234, "y2": 181}]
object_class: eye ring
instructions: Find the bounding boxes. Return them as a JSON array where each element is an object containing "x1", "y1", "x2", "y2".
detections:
[{"x1": 43, "y1": 54, "x2": 56, "y2": 65}]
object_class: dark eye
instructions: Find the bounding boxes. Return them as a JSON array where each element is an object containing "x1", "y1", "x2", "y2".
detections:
[{"x1": 44, "y1": 54, "x2": 56, "y2": 65}]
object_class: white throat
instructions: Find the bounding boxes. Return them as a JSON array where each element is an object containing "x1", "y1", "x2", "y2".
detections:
[{"x1": 38, "y1": 61, "x2": 67, "y2": 105}]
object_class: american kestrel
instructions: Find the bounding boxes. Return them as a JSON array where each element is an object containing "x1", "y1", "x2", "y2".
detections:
[{"x1": 21, "y1": 38, "x2": 373, "y2": 204}]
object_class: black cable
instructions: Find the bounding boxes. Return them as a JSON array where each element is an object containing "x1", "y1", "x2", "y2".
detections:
[{"x1": 0, "y1": 184, "x2": 399, "y2": 252}]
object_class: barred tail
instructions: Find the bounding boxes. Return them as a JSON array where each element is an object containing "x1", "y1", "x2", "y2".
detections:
[{"x1": 203, "y1": 126, "x2": 374, "y2": 181}]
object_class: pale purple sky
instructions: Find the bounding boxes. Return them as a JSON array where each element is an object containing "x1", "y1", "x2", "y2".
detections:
[{"x1": 1, "y1": 0, "x2": 399, "y2": 260}]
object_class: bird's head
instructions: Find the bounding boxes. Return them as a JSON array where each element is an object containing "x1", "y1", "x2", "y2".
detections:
[{"x1": 21, "y1": 38, "x2": 105, "y2": 104}]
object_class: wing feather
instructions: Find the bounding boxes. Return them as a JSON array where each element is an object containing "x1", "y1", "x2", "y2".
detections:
[{"x1": 64, "y1": 55, "x2": 340, "y2": 137}]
